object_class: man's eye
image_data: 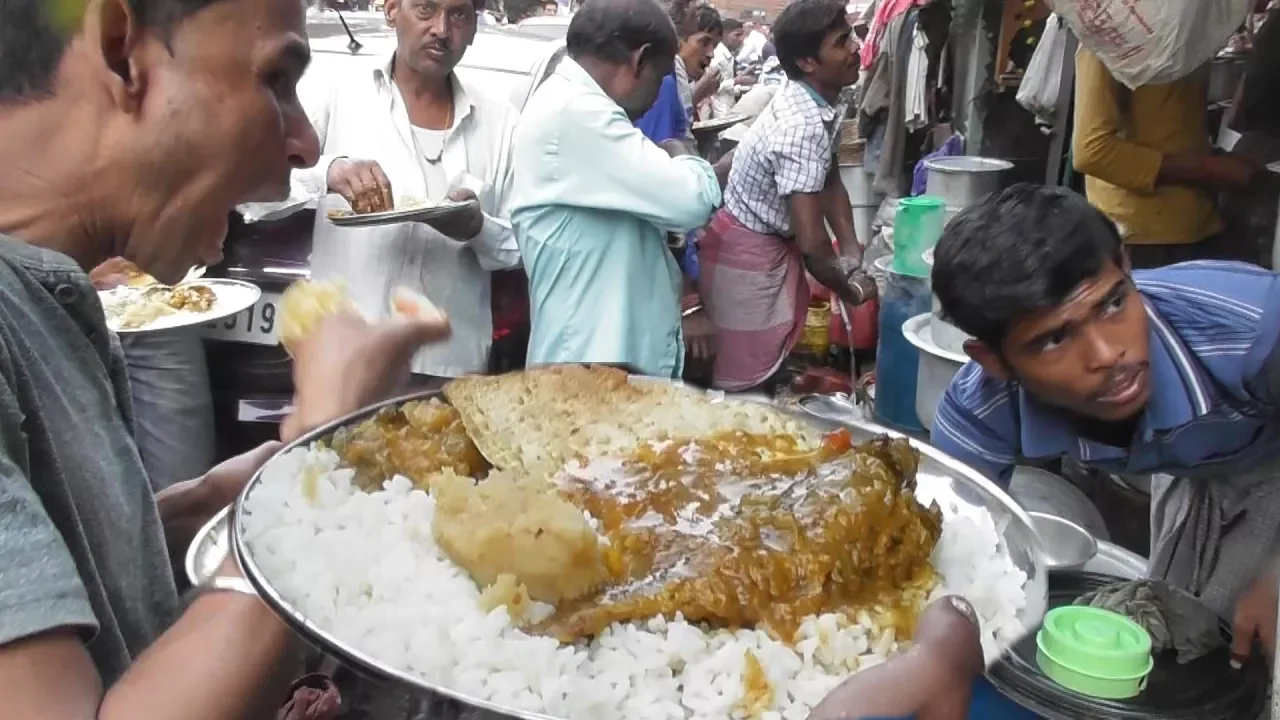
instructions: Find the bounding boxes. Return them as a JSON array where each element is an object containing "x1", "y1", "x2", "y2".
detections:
[
  {"x1": 1037, "y1": 331, "x2": 1068, "y2": 352},
  {"x1": 1101, "y1": 293, "x2": 1126, "y2": 316}
]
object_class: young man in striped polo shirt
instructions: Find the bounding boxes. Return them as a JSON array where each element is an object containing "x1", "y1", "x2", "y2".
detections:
[{"x1": 931, "y1": 183, "x2": 1280, "y2": 665}]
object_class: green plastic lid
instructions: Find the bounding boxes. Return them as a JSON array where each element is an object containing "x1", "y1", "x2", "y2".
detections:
[
  {"x1": 899, "y1": 195, "x2": 946, "y2": 209},
  {"x1": 1037, "y1": 606, "x2": 1152, "y2": 678}
]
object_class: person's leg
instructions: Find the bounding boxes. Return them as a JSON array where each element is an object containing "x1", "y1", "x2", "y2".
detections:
[{"x1": 120, "y1": 329, "x2": 216, "y2": 489}]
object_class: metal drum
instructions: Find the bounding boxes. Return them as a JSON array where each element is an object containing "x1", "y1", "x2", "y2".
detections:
[
  {"x1": 229, "y1": 386, "x2": 1049, "y2": 719},
  {"x1": 923, "y1": 156, "x2": 1013, "y2": 209}
]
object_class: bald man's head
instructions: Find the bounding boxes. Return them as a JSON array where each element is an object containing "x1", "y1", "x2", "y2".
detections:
[{"x1": 565, "y1": 0, "x2": 677, "y2": 118}]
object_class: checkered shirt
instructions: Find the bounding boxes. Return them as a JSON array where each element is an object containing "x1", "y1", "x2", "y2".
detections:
[{"x1": 723, "y1": 79, "x2": 839, "y2": 237}]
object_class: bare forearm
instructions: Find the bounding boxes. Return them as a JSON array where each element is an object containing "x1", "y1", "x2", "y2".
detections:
[
  {"x1": 803, "y1": 252, "x2": 860, "y2": 305},
  {"x1": 102, "y1": 592, "x2": 301, "y2": 720},
  {"x1": 822, "y1": 179, "x2": 860, "y2": 255},
  {"x1": 713, "y1": 149, "x2": 734, "y2": 190},
  {"x1": 692, "y1": 78, "x2": 718, "y2": 105}
]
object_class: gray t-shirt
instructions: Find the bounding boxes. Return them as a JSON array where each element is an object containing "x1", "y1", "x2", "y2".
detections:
[{"x1": 0, "y1": 237, "x2": 179, "y2": 684}]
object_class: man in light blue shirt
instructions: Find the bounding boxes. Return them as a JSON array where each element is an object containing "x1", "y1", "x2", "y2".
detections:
[{"x1": 510, "y1": 0, "x2": 722, "y2": 378}]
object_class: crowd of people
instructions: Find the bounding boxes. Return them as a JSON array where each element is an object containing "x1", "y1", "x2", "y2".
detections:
[
  {"x1": 0, "y1": 0, "x2": 982, "y2": 717},
  {"x1": 3, "y1": 0, "x2": 1280, "y2": 716}
]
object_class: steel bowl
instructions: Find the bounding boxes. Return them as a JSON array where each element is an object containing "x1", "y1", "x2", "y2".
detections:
[
  {"x1": 185, "y1": 505, "x2": 230, "y2": 587},
  {"x1": 231, "y1": 384, "x2": 1049, "y2": 719},
  {"x1": 1029, "y1": 511, "x2": 1099, "y2": 572}
]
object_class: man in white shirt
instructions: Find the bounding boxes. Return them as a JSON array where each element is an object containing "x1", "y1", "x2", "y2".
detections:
[
  {"x1": 709, "y1": 18, "x2": 755, "y2": 118},
  {"x1": 737, "y1": 23, "x2": 768, "y2": 63},
  {"x1": 292, "y1": 0, "x2": 521, "y2": 386}
]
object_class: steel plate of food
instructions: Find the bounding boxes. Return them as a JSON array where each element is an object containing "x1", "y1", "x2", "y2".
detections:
[
  {"x1": 232, "y1": 362, "x2": 1046, "y2": 720},
  {"x1": 99, "y1": 276, "x2": 260, "y2": 333},
  {"x1": 325, "y1": 196, "x2": 473, "y2": 228}
]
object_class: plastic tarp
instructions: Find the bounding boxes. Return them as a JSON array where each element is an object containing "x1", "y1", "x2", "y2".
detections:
[{"x1": 1045, "y1": 0, "x2": 1251, "y2": 89}]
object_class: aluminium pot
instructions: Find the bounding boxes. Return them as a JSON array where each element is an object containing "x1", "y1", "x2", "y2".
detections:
[{"x1": 923, "y1": 156, "x2": 1013, "y2": 209}]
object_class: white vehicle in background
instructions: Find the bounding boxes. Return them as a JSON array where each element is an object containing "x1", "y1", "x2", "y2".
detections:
[
  {"x1": 513, "y1": 15, "x2": 571, "y2": 40},
  {"x1": 202, "y1": 24, "x2": 565, "y2": 458}
]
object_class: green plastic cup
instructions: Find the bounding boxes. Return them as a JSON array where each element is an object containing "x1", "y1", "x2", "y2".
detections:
[
  {"x1": 892, "y1": 196, "x2": 945, "y2": 278},
  {"x1": 1035, "y1": 606, "x2": 1154, "y2": 700}
]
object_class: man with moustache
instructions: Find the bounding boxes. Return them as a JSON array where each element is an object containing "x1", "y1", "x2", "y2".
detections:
[
  {"x1": 932, "y1": 185, "x2": 1280, "y2": 665},
  {"x1": 0, "y1": 0, "x2": 449, "y2": 715},
  {"x1": 291, "y1": 0, "x2": 521, "y2": 388}
]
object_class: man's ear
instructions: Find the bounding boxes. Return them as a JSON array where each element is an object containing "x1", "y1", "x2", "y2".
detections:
[
  {"x1": 81, "y1": 0, "x2": 146, "y2": 113},
  {"x1": 385, "y1": 0, "x2": 400, "y2": 26},
  {"x1": 795, "y1": 56, "x2": 818, "y2": 75},
  {"x1": 630, "y1": 43, "x2": 653, "y2": 76},
  {"x1": 962, "y1": 339, "x2": 1011, "y2": 382}
]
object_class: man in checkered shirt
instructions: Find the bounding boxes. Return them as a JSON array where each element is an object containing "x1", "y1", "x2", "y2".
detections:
[{"x1": 699, "y1": 0, "x2": 875, "y2": 391}]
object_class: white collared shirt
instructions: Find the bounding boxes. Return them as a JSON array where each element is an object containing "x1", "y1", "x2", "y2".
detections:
[
  {"x1": 290, "y1": 56, "x2": 521, "y2": 377},
  {"x1": 709, "y1": 43, "x2": 738, "y2": 118}
]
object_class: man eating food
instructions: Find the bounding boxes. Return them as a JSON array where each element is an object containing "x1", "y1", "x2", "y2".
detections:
[
  {"x1": 0, "y1": 0, "x2": 449, "y2": 716},
  {"x1": 931, "y1": 183, "x2": 1280, "y2": 663}
]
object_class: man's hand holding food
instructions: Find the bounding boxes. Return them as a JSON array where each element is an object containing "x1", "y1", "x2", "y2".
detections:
[
  {"x1": 160, "y1": 282, "x2": 450, "y2": 552},
  {"x1": 327, "y1": 158, "x2": 395, "y2": 214}
]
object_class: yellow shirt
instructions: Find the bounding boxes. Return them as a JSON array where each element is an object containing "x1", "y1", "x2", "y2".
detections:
[{"x1": 1071, "y1": 50, "x2": 1220, "y2": 246}]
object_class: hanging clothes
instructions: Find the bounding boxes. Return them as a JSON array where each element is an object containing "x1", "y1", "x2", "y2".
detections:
[
  {"x1": 860, "y1": 0, "x2": 927, "y2": 71},
  {"x1": 858, "y1": 9, "x2": 917, "y2": 195},
  {"x1": 904, "y1": 23, "x2": 929, "y2": 131}
]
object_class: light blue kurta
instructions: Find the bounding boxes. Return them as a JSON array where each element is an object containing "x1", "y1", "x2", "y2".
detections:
[{"x1": 510, "y1": 58, "x2": 722, "y2": 378}]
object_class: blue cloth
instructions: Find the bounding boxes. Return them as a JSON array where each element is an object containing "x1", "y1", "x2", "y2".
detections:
[
  {"x1": 680, "y1": 236, "x2": 700, "y2": 283},
  {"x1": 911, "y1": 134, "x2": 964, "y2": 196},
  {"x1": 932, "y1": 261, "x2": 1280, "y2": 487},
  {"x1": 510, "y1": 58, "x2": 721, "y2": 378},
  {"x1": 635, "y1": 72, "x2": 688, "y2": 144}
]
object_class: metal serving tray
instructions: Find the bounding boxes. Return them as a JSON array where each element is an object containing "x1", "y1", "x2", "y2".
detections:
[{"x1": 228, "y1": 386, "x2": 1049, "y2": 720}]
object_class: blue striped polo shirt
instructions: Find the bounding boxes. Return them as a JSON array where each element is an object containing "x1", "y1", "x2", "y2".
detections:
[{"x1": 932, "y1": 261, "x2": 1280, "y2": 487}]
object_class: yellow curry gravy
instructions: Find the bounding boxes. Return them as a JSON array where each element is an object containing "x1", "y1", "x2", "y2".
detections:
[{"x1": 544, "y1": 430, "x2": 943, "y2": 643}]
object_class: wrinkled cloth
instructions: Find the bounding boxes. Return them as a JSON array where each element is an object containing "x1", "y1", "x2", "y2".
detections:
[
  {"x1": 1076, "y1": 579, "x2": 1224, "y2": 664},
  {"x1": 1148, "y1": 453, "x2": 1280, "y2": 623},
  {"x1": 700, "y1": 209, "x2": 809, "y2": 391},
  {"x1": 120, "y1": 329, "x2": 215, "y2": 490},
  {"x1": 858, "y1": 10, "x2": 915, "y2": 195},
  {"x1": 277, "y1": 674, "x2": 342, "y2": 720},
  {"x1": 910, "y1": 133, "x2": 963, "y2": 196},
  {"x1": 860, "y1": 0, "x2": 926, "y2": 71}
]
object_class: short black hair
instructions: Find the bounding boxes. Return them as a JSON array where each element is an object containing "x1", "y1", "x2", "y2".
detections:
[
  {"x1": 0, "y1": 0, "x2": 226, "y2": 103},
  {"x1": 566, "y1": 0, "x2": 678, "y2": 65},
  {"x1": 932, "y1": 184, "x2": 1126, "y2": 348},
  {"x1": 772, "y1": 0, "x2": 845, "y2": 79},
  {"x1": 693, "y1": 4, "x2": 722, "y2": 36},
  {"x1": 722, "y1": 18, "x2": 743, "y2": 33}
]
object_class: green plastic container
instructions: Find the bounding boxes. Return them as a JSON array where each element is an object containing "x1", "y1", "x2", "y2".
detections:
[
  {"x1": 1035, "y1": 606, "x2": 1154, "y2": 700},
  {"x1": 892, "y1": 196, "x2": 945, "y2": 278}
]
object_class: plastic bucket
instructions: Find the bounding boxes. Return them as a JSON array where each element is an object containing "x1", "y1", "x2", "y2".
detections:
[
  {"x1": 893, "y1": 196, "x2": 945, "y2": 277},
  {"x1": 874, "y1": 256, "x2": 930, "y2": 432}
]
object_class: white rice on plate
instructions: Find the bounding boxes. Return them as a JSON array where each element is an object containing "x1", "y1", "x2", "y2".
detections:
[{"x1": 243, "y1": 446, "x2": 1029, "y2": 720}]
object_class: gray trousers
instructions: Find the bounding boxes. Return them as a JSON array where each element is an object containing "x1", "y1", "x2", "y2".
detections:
[{"x1": 120, "y1": 330, "x2": 216, "y2": 490}]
